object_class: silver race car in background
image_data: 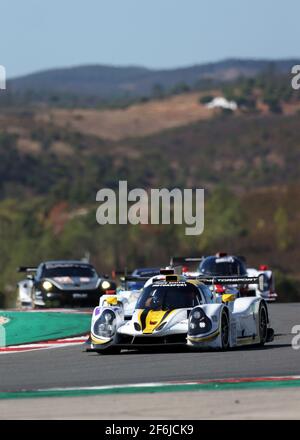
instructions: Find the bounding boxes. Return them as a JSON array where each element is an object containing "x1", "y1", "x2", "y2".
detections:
[
  {"x1": 246, "y1": 266, "x2": 277, "y2": 301},
  {"x1": 171, "y1": 253, "x2": 277, "y2": 301}
]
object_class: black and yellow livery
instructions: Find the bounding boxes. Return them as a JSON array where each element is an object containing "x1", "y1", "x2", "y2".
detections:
[
  {"x1": 136, "y1": 309, "x2": 176, "y2": 334},
  {"x1": 88, "y1": 270, "x2": 274, "y2": 353}
]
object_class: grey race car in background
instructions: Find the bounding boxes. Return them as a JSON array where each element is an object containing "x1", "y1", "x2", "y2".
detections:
[{"x1": 17, "y1": 260, "x2": 116, "y2": 308}]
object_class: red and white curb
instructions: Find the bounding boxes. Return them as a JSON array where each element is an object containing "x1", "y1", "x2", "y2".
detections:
[
  {"x1": 168, "y1": 375, "x2": 300, "y2": 384},
  {"x1": 4, "y1": 309, "x2": 92, "y2": 314},
  {"x1": 33, "y1": 375, "x2": 300, "y2": 394},
  {"x1": 2, "y1": 376, "x2": 300, "y2": 400},
  {"x1": 0, "y1": 335, "x2": 88, "y2": 354}
]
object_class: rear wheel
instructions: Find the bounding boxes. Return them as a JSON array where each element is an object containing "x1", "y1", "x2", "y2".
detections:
[
  {"x1": 220, "y1": 311, "x2": 230, "y2": 350},
  {"x1": 258, "y1": 304, "x2": 268, "y2": 346}
]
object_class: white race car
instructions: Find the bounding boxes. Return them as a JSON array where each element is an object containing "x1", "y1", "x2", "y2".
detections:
[
  {"x1": 86, "y1": 270, "x2": 274, "y2": 354},
  {"x1": 17, "y1": 278, "x2": 34, "y2": 308},
  {"x1": 247, "y1": 266, "x2": 277, "y2": 302}
]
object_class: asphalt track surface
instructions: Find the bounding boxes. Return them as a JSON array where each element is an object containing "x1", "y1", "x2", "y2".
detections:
[{"x1": 0, "y1": 303, "x2": 300, "y2": 393}]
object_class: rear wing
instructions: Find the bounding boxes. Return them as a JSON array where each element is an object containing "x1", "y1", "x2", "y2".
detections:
[
  {"x1": 170, "y1": 256, "x2": 205, "y2": 267},
  {"x1": 171, "y1": 255, "x2": 247, "y2": 266},
  {"x1": 120, "y1": 276, "x2": 151, "y2": 283},
  {"x1": 17, "y1": 266, "x2": 37, "y2": 273},
  {"x1": 194, "y1": 275, "x2": 265, "y2": 292},
  {"x1": 121, "y1": 272, "x2": 265, "y2": 292}
]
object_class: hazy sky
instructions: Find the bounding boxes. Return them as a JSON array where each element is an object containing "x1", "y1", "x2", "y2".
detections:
[{"x1": 1, "y1": 0, "x2": 299, "y2": 78}]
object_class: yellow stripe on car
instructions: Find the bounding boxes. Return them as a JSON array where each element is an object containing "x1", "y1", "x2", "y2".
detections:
[
  {"x1": 143, "y1": 310, "x2": 168, "y2": 334},
  {"x1": 237, "y1": 336, "x2": 260, "y2": 346},
  {"x1": 187, "y1": 329, "x2": 220, "y2": 343},
  {"x1": 91, "y1": 334, "x2": 111, "y2": 345},
  {"x1": 136, "y1": 309, "x2": 176, "y2": 334}
]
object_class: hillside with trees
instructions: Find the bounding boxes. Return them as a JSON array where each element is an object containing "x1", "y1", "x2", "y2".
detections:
[
  {"x1": 3, "y1": 58, "x2": 298, "y2": 107},
  {"x1": 0, "y1": 64, "x2": 300, "y2": 306}
]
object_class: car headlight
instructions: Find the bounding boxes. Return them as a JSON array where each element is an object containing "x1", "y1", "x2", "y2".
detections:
[
  {"x1": 189, "y1": 307, "x2": 212, "y2": 336},
  {"x1": 101, "y1": 280, "x2": 111, "y2": 290},
  {"x1": 134, "y1": 322, "x2": 141, "y2": 331},
  {"x1": 104, "y1": 311, "x2": 113, "y2": 322},
  {"x1": 42, "y1": 281, "x2": 53, "y2": 291},
  {"x1": 193, "y1": 310, "x2": 202, "y2": 320},
  {"x1": 93, "y1": 310, "x2": 116, "y2": 338}
]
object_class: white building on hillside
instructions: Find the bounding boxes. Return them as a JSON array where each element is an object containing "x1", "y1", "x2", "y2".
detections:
[{"x1": 206, "y1": 96, "x2": 238, "y2": 111}]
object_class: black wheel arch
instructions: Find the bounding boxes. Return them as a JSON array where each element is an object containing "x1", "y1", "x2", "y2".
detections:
[
  {"x1": 222, "y1": 305, "x2": 230, "y2": 321},
  {"x1": 259, "y1": 299, "x2": 269, "y2": 324}
]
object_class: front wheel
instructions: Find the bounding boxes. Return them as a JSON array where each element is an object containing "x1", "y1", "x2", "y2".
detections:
[
  {"x1": 220, "y1": 311, "x2": 230, "y2": 350},
  {"x1": 258, "y1": 304, "x2": 268, "y2": 346}
]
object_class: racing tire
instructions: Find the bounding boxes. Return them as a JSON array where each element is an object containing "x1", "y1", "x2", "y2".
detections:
[
  {"x1": 31, "y1": 292, "x2": 37, "y2": 309},
  {"x1": 220, "y1": 311, "x2": 230, "y2": 350},
  {"x1": 258, "y1": 303, "x2": 268, "y2": 346},
  {"x1": 31, "y1": 298, "x2": 41, "y2": 309},
  {"x1": 15, "y1": 297, "x2": 22, "y2": 310}
]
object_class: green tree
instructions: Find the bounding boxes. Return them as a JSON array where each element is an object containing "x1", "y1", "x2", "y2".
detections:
[
  {"x1": 199, "y1": 95, "x2": 214, "y2": 105},
  {"x1": 198, "y1": 186, "x2": 247, "y2": 252},
  {"x1": 274, "y1": 207, "x2": 291, "y2": 251}
]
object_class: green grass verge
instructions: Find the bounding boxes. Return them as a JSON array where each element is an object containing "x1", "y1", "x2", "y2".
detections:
[{"x1": 0, "y1": 311, "x2": 90, "y2": 346}]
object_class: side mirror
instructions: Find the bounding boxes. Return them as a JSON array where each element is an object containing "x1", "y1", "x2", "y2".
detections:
[{"x1": 222, "y1": 293, "x2": 236, "y2": 303}]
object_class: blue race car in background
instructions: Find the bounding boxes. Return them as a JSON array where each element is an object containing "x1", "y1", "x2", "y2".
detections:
[{"x1": 126, "y1": 267, "x2": 161, "y2": 291}]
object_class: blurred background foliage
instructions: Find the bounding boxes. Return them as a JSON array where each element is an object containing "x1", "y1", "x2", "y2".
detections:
[{"x1": 0, "y1": 65, "x2": 300, "y2": 305}]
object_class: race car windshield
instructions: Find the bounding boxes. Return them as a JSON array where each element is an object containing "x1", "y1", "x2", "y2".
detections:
[
  {"x1": 199, "y1": 257, "x2": 246, "y2": 276},
  {"x1": 42, "y1": 266, "x2": 96, "y2": 278},
  {"x1": 136, "y1": 284, "x2": 201, "y2": 311}
]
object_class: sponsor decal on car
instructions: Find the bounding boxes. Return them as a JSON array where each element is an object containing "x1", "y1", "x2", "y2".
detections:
[{"x1": 72, "y1": 293, "x2": 88, "y2": 298}]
